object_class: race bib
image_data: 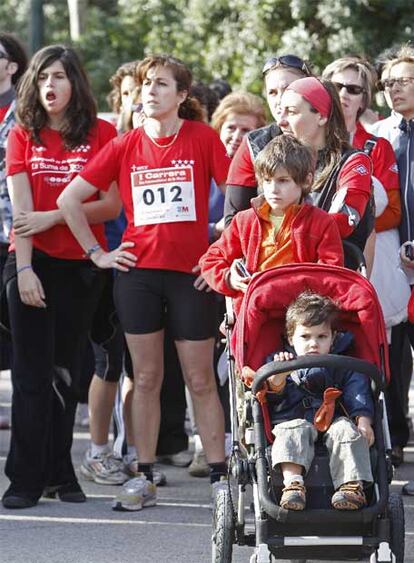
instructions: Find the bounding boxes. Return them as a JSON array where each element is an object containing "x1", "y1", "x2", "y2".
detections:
[{"x1": 131, "y1": 166, "x2": 196, "y2": 226}]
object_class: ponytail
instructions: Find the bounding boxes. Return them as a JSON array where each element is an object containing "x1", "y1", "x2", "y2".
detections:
[{"x1": 179, "y1": 96, "x2": 204, "y2": 121}]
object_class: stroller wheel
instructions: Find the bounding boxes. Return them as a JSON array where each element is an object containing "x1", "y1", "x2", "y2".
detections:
[
  {"x1": 212, "y1": 487, "x2": 234, "y2": 562},
  {"x1": 388, "y1": 492, "x2": 405, "y2": 563},
  {"x1": 369, "y1": 493, "x2": 405, "y2": 563}
]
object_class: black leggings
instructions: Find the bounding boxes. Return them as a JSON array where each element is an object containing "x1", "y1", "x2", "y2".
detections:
[{"x1": 4, "y1": 252, "x2": 105, "y2": 497}]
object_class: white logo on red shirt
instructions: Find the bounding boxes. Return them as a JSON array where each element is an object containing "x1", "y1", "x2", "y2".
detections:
[
  {"x1": 171, "y1": 159, "x2": 195, "y2": 167},
  {"x1": 72, "y1": 144, "x2": 91, "y2": 153},
  {"x1": 390, "y1": 163, "x2": 399, "y2": 173},
  {"x1": 353, "y1": 164, "x2": 368, "y2": 175}
]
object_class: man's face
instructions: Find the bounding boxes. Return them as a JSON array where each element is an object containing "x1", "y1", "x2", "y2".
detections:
[{"x1": 386, "y1": 62, "x2": 414, "y2": 120}]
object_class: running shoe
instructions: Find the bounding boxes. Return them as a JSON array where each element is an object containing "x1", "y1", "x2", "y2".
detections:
[
  {"x1": 157, "y1": 450, "x2": 192, "y2": 467},
  {"x1": 188, "y1": 451, "x2": 210, "y2": 477},
  {"x1": 75, "y1": 403, "x2": 90, "y2": 428},
  {"x1": 112, "y1": 474, "x2": 157, "y2": 511},
  {"x1": 123, "y1": 456, "x2": 167, "y2": 486},
  {"x1": 80, "y1": 448, "x2": 128, "y2": 485}
]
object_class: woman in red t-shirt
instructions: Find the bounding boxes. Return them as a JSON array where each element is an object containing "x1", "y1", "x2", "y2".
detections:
[
  {"x1": 58, "y1": 55, "x2": 230, "y2": 511},
  {"x1": 2, "y1": 45, "x2": 120, "y2": 509}
]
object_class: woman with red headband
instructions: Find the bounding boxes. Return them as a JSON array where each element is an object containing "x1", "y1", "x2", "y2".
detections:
[{"x1": 277, "y1": 76, "x2": 373, "y2": 252}]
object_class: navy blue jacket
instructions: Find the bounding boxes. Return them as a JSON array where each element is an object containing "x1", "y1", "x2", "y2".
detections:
[
  {"x1": 393, "y1": 119, "x2": 414, "y2": 244},
  {"x1": 269, "y1": 332, "x2": 374, "y2": 426}
]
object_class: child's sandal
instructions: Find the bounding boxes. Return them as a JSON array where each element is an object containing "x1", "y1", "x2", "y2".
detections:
[
  {"x1": 280, "y1": 481, "x2": 306, "y2": 511},
  {"x1": 331, "y1": 481, "x2": 367, "y2": 510}
]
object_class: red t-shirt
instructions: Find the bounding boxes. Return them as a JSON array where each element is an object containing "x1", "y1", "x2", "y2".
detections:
[
  {"x1": 80, "y1": 120, "x2": 231, "y2": 273},
  {"x1": 0, "y1": 103, "x2": 11, "y2": 123},
  {"x1": 6, "y1": 118, "x2": 116, "y2": 259},
  {"x1": 226, "y1": 136, "x2": 256, "y2": 187},
  {"x1": 353, "y1": 121, "x2": 399, "y2": 192}
]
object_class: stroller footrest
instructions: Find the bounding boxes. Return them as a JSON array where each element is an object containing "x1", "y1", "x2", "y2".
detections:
[{"x1": 269, "y1": 535, "x2": 364, "y2": 546}]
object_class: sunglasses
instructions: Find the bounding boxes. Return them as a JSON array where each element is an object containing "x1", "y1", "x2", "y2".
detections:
[
  {"x1": 262, "y1": 55, "x2": 312, "y2": 76},
  {"x1": 0, "y1": 52, "x2": 9, "y2": 61},
  {"x1": 380, "y1": 77, "x2": 414, "y2": 90},
  {"x1": 332, "y1": 81, "x2": 365, "y2": 96}
]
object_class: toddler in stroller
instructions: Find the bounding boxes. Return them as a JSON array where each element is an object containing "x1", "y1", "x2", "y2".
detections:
[
  {"x1": 267, "y1": 291, "x2": 374, "y2": 512},
  {"x1": 212, "y1": 263, "x2": 404, "y2": 563}
]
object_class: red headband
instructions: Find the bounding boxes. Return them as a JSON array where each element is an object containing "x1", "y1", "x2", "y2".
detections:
[{"x1": 286, "y1": 77, "x2": 332, "y2": 118}]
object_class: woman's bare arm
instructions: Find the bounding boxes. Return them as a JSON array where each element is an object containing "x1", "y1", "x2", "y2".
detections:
[
  {"x1": 57, "y1": 176, "x2": 136, "y2": 271},
  {"x1": 7, "y1": 173, "x2": 46, "y2": 307}
]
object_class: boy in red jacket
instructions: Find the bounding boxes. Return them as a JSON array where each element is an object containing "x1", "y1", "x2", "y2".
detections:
[{"x1": 199, "y1": 135, "x2": 344, "y2": 309}]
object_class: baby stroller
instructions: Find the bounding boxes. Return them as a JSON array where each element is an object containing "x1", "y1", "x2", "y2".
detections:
[{"x1": 212, "y1": 262, "x2": 404, "y2": 563}]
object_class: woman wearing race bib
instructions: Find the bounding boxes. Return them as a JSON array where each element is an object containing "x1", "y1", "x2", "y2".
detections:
[
  {"x1": 2, "y1": 45, "x2": 120, "y2": 509},
  {"x1": 58, "y1": 55, "x2": 231, "y2": 511}
]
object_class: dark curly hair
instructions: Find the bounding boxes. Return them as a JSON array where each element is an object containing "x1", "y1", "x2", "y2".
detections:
[
  {"x1": 286, "y1": 291, "x2": 339, "y2": 341},
  {"x1": 0, "y1": 33, "x2": 28, "y2": 86},
  {"x1": 16, "y1": 44, "x2": 97, "y2": 149}
]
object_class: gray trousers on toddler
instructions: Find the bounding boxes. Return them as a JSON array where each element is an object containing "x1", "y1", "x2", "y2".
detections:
[{"x1": 271, "y1": 416, "x2": 373, "y2": 490}]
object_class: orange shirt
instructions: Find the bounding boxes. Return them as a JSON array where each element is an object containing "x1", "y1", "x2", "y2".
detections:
[{"x1": 256, "y1": 201, "x2": 301, "y2": 271}]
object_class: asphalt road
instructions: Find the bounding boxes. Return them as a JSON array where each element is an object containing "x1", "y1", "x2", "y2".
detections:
[{"x1": 0, "y1": 370, "x2": 413, "y2": 563}]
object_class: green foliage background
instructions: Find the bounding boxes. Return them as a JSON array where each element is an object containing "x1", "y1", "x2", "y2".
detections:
[{"x1": 2, "y1": 0, "x2": 414, "y2": 110}]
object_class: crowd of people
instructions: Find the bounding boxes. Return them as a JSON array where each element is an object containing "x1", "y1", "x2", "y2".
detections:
[{"x1": 1, "y1": 30, "x2": 414, "y2": 513}]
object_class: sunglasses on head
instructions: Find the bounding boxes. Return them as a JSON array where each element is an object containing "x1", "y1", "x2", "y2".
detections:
[
  {"x1": 262, "y1": 55, "x2": 312, "y2": 76},
  {"x1": 332, "y1": 81, "x2": 365, "y2": 96}
]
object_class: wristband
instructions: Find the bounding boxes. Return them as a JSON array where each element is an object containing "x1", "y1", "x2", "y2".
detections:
[
  {"x1": 16, "y1": 265, "x2": 32, "y2": 275},
  {"x1": 84, "y1": 243, "x2": 101, "y2": 258}
]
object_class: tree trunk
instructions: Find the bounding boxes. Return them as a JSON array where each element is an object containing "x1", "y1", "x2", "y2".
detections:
[
  {"x1": 29, "y1": 0, "x2": 44, "y2": 54},
  {"x1": 67, "y1": 0, "x2": 88, "y2": 41}
]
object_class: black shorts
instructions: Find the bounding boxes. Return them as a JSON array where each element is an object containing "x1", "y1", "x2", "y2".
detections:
[
  {"x1": 113, "y1": 268, "x2": 217, "y2": 340},
  {"x1": 92, "y1": 327, "x2": 133, "y2": 382}
]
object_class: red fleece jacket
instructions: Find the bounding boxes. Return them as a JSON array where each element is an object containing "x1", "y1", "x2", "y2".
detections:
[{"x1": 199, "y1": 197, "x2": 344, "y2": 305}]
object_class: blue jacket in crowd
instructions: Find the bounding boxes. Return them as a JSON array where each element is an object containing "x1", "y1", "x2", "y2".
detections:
[
  {"x1": 393, "y1": 118, "x2": 414, "y2": 244},
  {"x1": 268, "y1": 332, "x2": 375, "y2": 426}
]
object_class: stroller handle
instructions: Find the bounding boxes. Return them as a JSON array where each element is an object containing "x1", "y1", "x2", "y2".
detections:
[{"x1": 252, "y1": 354, "x2": 384, "y2": 395}]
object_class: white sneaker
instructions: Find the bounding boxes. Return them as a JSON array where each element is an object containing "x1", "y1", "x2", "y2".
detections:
[
  {"x1": 123, "y1": 457, "x2": 167, "y2": 486},
  {"x1": 157, "y1": 450, "x2": 192, "y2": 467},
  {"x1": 80, "y1": 448, "x2": 128, "y2": 485},
  {"x1": 75, "y1": 403, "x2": 89, "y2": 428},
  {"x1": 188, "y1": 451, "x2": 209, "y2": 477},
  {"x1": 112, "y1": 474, "x2": 157, "y2": 511},
  {"x1": 0, "y1": 413, "x2": 10, "y2": 430}
]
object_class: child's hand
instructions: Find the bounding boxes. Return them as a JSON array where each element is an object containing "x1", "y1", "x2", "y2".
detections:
[
  {"x1": 273, "y1": 351, "x2": 295, "y2": 362},
  {"x1": 228, "y1": 260, "x2": 251, "y2": 293},
  {"x1": 357, "y1": 416, "x2": 375, "y2": 447},
  {"x1": 267, "y1": 352, "x2": 294, "y2": 392}
]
